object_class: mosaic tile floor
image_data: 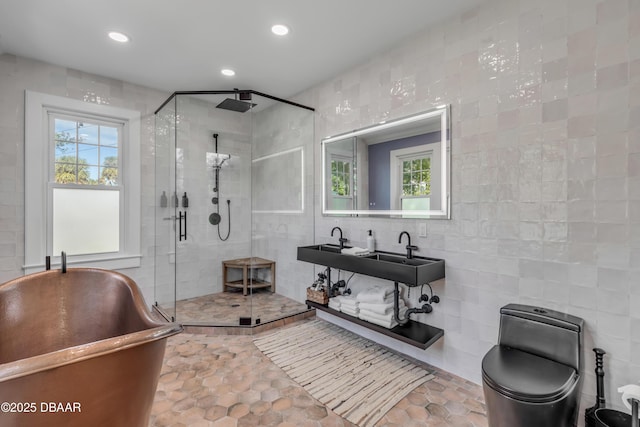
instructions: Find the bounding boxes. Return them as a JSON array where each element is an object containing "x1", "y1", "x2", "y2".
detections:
[
  {"x1": 159, "y1": 290, "x2": 311, "y2": 326},
  {"x1": 150, "y1": 319, "x2": 488, "y2": 427}
]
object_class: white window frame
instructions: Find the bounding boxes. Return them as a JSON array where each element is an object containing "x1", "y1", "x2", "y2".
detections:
[
  {"x1": 328, "y1": 153, "x2": 354, "y2": 209},
  {"x1": 389, "y1": 146, "x2": 434, "y2": 210},
  {"x1": 24, "y1": 91, "x2": 141, "y2": 273}
]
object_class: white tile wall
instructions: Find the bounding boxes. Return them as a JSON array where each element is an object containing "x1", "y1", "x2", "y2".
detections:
[
  {"x1": 153, "y1": 94, "x2": 315, "y2": 310},
  {"x1": 250, "y1": 98, "x2": 315, "y2": 303},
  {"x1": 0, "y1": 53, "x2": 167, "y2": 302},
  {"x1": 291, "y1": 0, "x2": 640, "y2": 420},
  {"x1": 172, "y1": 95, "x2": 253, "y2": 302},
  {"x1": 1, "y1": 0, "x2": 638, "y2": 422}
]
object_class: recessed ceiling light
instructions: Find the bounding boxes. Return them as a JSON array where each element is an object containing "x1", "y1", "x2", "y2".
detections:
[
  {"x1": 108, "y1": 31, "x2": 130, "y2": 43},
  {"x1": 271, "y1": 24, "x2": 289, "y2": 36},
  {"x1": 221, "y1": 69, "x2": 235, "y2": 77}
]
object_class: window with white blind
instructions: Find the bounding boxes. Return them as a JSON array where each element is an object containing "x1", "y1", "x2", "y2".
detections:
[{"x1": 24, "y1": 91, "x2": 141, "y2": 273}]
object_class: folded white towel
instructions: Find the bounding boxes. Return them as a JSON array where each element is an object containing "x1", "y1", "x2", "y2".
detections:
[
  {"x1": 341, "y1": 246, "x2": 371, "y2": 256},
  {"x1": 341, "y1": 306, "x2": 360, "y2": 317},
  {"x1": 339, "y1": 295, "x2": 359, "y2": 307},
  {"x1": 359, "y1": 314, "x2": 398, "y2": 329},
  {"x1": 328, "y1": 298, "x2": 341, "y2": 311},
  {"x1": 359, "y1": 300, "x2": 405, "y2": 315},
  {"x1": 358, "y1": 307, "x2": 406, "y2": 323},
  {"x1": 356, "y1": 286, "x2": 395, "y2": 303}
]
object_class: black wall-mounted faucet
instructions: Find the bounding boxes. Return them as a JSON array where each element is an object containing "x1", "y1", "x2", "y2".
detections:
[
  {"x1": 398, "y1": 231, "x2": 418, "y2": 259},
  {"x1": 331, "y1": 226, "x2": 348, "y2": 249}
]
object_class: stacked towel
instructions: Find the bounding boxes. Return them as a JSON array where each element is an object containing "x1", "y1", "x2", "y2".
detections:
[
  {"x1": 328, "y1": 297, "x2": 341, "y2": 311},
  {"x1": 359, "y1": 299, "x2": 403, "y2": 315},
  {"x1": 358, "y1": 302, "x2": 407, "y2": 329},
  {"x1": 356, "y1": 285, "x2": 395, "y2": 304},
  {"x1": 359, "y1": 312, "x2": 398, "y2": 329},
  {"x1": 341, "y1": 246, "x2": 370, "y2": 256},
  {"x1": 339, "y1": 295, "x2": 360, "y2": 317},
  {"x1": 341, "y1": 305, "x2": 359, "y2": 317},
  {"x1": 339, "y1": 295, "x2": 358, "y2": 307},
  {"x1": 359, "y1": 300, "x2": 405, "y2": 319}
]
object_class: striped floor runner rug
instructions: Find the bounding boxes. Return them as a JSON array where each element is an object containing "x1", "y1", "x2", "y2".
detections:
[{"x1": 254, "y1": 320, "x2": 434, "y2": 427}]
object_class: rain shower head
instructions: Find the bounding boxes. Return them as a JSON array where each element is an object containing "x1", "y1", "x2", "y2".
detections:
[{"x1": 216, "y1": 98, "x2": 256, "y2": 113}]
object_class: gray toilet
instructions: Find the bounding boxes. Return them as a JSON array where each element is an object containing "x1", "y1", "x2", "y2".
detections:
[{"x1": 482, "y1": 304, "x2": 585, "y2": 427}]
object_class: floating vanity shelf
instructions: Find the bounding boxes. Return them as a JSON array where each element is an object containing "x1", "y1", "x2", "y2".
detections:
[
  {"x1": 306, "y1": 300, "x2": 444, "y2": 350},
  {"x1": 297, "y1": 244, "x2": 445, "y2": 286},
  {"x1": 298, "y1": 243, "x2": 446, "y2": 349}
]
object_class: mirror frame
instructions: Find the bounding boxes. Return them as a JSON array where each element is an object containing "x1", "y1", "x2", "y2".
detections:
[{"x1": 321, "y1": 105, "x2": 450, "y2": 219}]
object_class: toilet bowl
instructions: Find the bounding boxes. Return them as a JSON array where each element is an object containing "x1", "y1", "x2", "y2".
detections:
[
  {"x1": 482, "y1": 304, "x2": 585, "y2": 427},
  {"x1": 595, "y1": 408, "x2": 631, "y2": 427}
]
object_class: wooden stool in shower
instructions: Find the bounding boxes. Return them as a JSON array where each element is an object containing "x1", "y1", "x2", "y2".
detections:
[{"x1": 222, "y1": 257, "x2": 276, "y2": 296}]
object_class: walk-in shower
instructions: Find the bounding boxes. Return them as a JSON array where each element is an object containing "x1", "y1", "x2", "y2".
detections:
[{"x1": 153, "y1": 90, "x2": 315, "y2": 329}]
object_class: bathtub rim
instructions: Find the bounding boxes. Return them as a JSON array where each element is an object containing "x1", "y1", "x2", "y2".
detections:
[
  {"x1": 0, "y1": 267, "x2": 183, "y2": 383},
  {"x1": 0, "y1": 323, "x2": 183, "y2": 382}
]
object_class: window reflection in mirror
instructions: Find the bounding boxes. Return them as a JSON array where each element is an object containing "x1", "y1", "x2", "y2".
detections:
[{"x1": 321, "y1": 105, "x2": 450, "y2": 219}]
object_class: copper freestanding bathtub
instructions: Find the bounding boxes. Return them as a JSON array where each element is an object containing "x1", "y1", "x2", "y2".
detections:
[{"x1": 0, "y1": 268, "x2": 182, "y2": 427}]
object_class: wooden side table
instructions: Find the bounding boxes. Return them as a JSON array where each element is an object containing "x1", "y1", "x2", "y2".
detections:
[{"x1": 222, "y1": 257, "x2": 276, "y2": 296}]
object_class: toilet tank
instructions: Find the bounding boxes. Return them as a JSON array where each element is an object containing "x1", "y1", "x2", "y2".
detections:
[{"x1": 498, "y1": 304, "x2": 584, "y2": 371}]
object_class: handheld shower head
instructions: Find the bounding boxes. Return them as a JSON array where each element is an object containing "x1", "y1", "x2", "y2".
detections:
[
  {"x1": 210, "y1": 133, "x2": 231, "y2": 168},
  {"x1": 211, "y1": 153, "x2": 230, "y2": 168}
]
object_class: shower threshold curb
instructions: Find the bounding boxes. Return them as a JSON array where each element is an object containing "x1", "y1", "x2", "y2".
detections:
[{"x1": 152, "y1": 305, "x2": 316, "y2": 336}]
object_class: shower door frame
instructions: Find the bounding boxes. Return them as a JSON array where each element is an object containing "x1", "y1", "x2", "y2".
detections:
[
  {"x1": 154, "y1": 90, "x2": 314, "y2": 116},
  {"x1": 154, "y1": 89, "x2": 315, "y2": 328},
  {"x1": 153, "y1": 96, "x2": 178, "y2": 321}
]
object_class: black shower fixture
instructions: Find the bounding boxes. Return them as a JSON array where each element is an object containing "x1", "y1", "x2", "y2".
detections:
[
  {"x1": 216, "y1": 90, "x2": 256, "y2": 113},
  {"x1": 210, "y1": 133, "x2": 231, "y2": 241},
  {"x1": 208, "y1": 212, "x2": 221, "y2": 225}
]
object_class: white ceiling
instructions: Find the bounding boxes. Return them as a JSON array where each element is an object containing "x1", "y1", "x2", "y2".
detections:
[{"x1": 0, "y1": 0, "x2": 483, "y2": 99}]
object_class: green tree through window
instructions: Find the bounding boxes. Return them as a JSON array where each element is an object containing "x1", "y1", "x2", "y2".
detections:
[
  {"x1": 53, "y1": 118, "x2": 119, "y2": 185},
  {"x1": 402, "y1": 157, "x2": 431, "y2": 196},
  {"x1": 55, "y1": 155, "x2": 91, "y2": 184},
  {"x1": 331, "y1": 159, "x2": 351, "y2": 196},
  {"x1": 100, "y1": 156, "x2": 118, "y2": 185}
]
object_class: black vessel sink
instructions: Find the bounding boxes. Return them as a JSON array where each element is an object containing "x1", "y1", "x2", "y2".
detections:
[
  {"x1": 297, "y1": 244, "x2": 445, "y2": 286},
  {"x1": 364, "y1": 252, "x2": 428, "y2": 265},
  {"x1": 312, "y1": 243, "x2": 344, "y2": 253}
]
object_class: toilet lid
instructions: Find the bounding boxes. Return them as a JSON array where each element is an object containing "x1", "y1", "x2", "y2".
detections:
[{"x1": 482, "y1": 345, "x2": 578, "y2": 403}]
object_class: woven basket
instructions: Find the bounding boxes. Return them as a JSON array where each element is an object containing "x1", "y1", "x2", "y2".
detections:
[{"x1": 307, "y1": 287, "x2": 329, "y2": 305}]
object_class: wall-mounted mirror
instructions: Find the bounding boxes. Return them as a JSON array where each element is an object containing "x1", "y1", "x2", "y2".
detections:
[{"x1": 322, "y1": 105, "x2": 450, "y2": 219}]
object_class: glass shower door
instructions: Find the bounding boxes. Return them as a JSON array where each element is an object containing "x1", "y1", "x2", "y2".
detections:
[
  {"x1": 154, "y1": 90, "x2": 314, "y2": 328},
  {"x1": 172, "y1": 93, "x2": 254, "y2": 326},
  {"x1": 154, "y1": 98, "x2": 177, "y2": 321}
]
